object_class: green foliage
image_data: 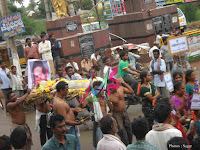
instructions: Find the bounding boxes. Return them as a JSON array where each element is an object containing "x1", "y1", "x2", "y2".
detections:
[
  {"x1": 82, "y1": 0, "x2": 93, "y2": 10},
  {"x1": 38, "y1": 0, "x2": 46, "y2": 18},
  {"x1": 178, "y1": 2, "x2": 200, "y2": 23}
]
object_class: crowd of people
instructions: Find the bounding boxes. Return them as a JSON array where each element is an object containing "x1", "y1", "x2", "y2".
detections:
[{"x1": 0, "y1": 29, "x2": 200, "y2": 150}]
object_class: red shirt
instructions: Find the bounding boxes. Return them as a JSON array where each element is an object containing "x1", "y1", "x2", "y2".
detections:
[{"x1": 24, "y1": 44, "x2": 40, "y2": 62}]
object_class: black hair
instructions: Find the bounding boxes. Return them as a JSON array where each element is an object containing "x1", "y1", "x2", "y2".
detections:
[
  {"x1": 100, "y1": 115, "x2": 114, "y2": 134},
  {"x1": 56, "y1": 65, "x2": 62, "y2": 72},
  {"x1": 40, "y1": 34, "x2": 46, "y2": 39},
  {"x1": 140, "y1": 71, "x2": 148, "y2": 84},
  {"x1": 10, "y1": 127, "x2": 27, "y2": 149},
  {"x1": 172, "y1": 71, "x2": 183, "y2": 81},
  {"x1": 56, "y1": 81, "x2": 68, "y2": 92},
  {"x1": 120, "y1": 51, "x2": 128, "y2": 59},
  {"x1": 131, "y1": 117, "x2": 149, "y2": 140},
  {"x1": 153, "y1": 49, "x2": 160, "y2": 55},
  {"x1": 32, "y1": 61, "x2": 47, "y2": 82},
  {"x1": 155, "y1": 96, "x2": 170, "y2": 105},
  {"x1": 60, "y1": 58, "x2": 66, "y2": 63},
  {"x1": 65, "y1": 66, "x2": 73, "y2": 72},
  {"x1": 41, "y1": 32, "x2": 46, "y2": 35},
  {"x1": 174, "y1": 81, "x2": 183, "y2": 93},
  {"x1": 49, "y1": 114, "x2": 65, "y2": 129},
  {"x1": 185, "y1": 70, "x2": 194, "y2": 83},
  {"x1": 162, "y1": 37, "x2": 168, "y2": 42},
  {"x1": 93, "y1": 81, "x2": 102, "y2": 88},
  {"x1": 192, "y1": 136, "x2": 200, "y2": 150},
  {"x1": 26, "y1": 38, "x2": 31, "y2": 43},
  {"x1": 158, "y1": 30, "x2": 162, "y2": 34},
  {"x1": 49, "y1": 34, "x2": 54, "y2": 39},
  {"x1": 0, "y1": 60, "x2": 5, "y2": 65},
  {"x1": 103, "y1": 57, "x2": 109, "y2": 64},
  {"x1": 11, "y1": 66, "x2": 16, "y2": 70},
  {"x1": 154, "y1": 100, "x2": 171, "y2": 123},
  {"x1": 0, "y1": 135, "x2": 11, "y2": 150},
  {"x1": 28, "y1": 57, "x2": 34, "y2": 60},
  {"x1": 6, "y1": 90, "x2": 13, "y2": 100},
  {"x1": 167, "y1": 137, "x2": 188, "y2": 150}
]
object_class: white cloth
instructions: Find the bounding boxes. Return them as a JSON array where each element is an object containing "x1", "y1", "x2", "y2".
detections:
[
  {"x1": 10, "y1": 73, "x2": 23, "y2": 91},
  {"x1": 146, "y1": 128, "x2": 182, "y2": 150},
  {"x1": 67, "y1": 62, "x2": 79, "y2": 71},
  {"x1": 38, "y1": 40, "x2": 53, "y2": 60},
  {"x1": 96, "y1": 77, "x2": 103, "y2": 82},
  {"x1": 149, "y1": 46, "x2": 162, "y2": 59},
  {"x1": 92, "y1": 94, "x2": 109, "y2": 122},
  {"x1": 35, "y1": 110, "x2": 51, "y2": 132},
  {"x1": 90, "y1": 53, "x2": 100, "y2": 61},
  {"x1": 97, "y1": 134, "x2": 126, "y2": 150},
  {"x1": 103, "y1": 65, "x2": 112, "y2": 78}
]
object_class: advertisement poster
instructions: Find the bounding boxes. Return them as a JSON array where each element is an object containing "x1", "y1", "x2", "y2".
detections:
[
  {"x1": 0, "y1": 13, "x2": 25, "y2": 39},
  {"x1": 164, "y1": 72, "x2": 174, "y2": 92},
  {"x1": 28, "y1": 60, "x2": 51, "y2": 89},
  {"x1": 168, "y1": 35, "x2": 190, "y2": 56}
]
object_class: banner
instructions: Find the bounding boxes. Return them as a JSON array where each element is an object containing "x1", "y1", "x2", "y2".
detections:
[
  {"x1": 188, "y1": 34, "x2": 200, "y2": 56},
  {"x1": 28, "y1": 59, "x2": 51, "y2": 89},
  {"x1": 166, "y1": 0, "x2": 184, "y2": 4},
  {"x1": 0, "y1": 13, "x2": 25, "y2": 40}
]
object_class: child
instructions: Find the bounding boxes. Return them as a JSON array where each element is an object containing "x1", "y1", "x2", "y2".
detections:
[
  {"x1": 172, "y1": 71, "x2": 183, "y2": 84},
  {"x1": 103, "y1": 57, "x2": 113, "y2": 78},
  {"x1": 171, "y1": 82, "x2": 190, "y2": 115}
]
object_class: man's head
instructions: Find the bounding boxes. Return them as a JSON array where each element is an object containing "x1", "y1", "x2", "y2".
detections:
[
  {"x1": 95, "y1": 51, "x2": 99, "y2": 56},
  {"x1": 65, "y1": 66, "x2": 74, "y2": 77},
  {"x1": 120, "y1": 51, "x2": 128, "y2": 60},
  {"x1": 60, "y1": 58, "x2": 66, "y2": 66},
  {"x1": 32, "y1": 37, "x2": 37, "y2": 43},
  {"x1": 93, "y1": 81, "x2": 102, "y2": 97},
  {"x1": 0, "y1": 135, "x2": 11, "y2": 150},
  {"x1": 11, "y1": 66, "x2": 17, "y2": 74},
  {"x1": 167, "y1": 137, "x2": 188, "y2": 150},
  {"x1": 40, "y1": 34, "x2": 46, "y2": 42},
  {"x1": 49, "y1": 34, "x2": 55, "y2": 41},
  {"x1": 69, "y1": 56, "x2": 74, "y2": 63},
  {"x1": 6, "y1": 90, "x2": 17, "y2": 102},
  {"x1": 32, "y1": 61, "x2": 48, "y2": 85},
  {"x1": 26, "y1": 38, "x2": 31, "y2": 47},
  {"x1": 99, "y1": 50, "x2": 105, "y2": 58},
  {"x1": 100, "y1": 115, "x2": 118, "y2": 135},
  {"x1": 131, "y1": 117, "x2": 149, "y2": 140},
  {"x1": 56, "y1": 81, "x2": 68, "y2": 96},
  {"x1": 153, "y1": 41, "x2": 159, "y2": 48},
  {"x1": 103, "y1": 57, "x2": 111, "y2": 66},
  {"x1": 89, "y1": 68, "x2": 96, "y2": 77},
  {"x1": 83, "y1": 54, "x2": 89, "y2": 61},
  {"x1": 0, "y1": 60, "x2": 6, "y2": 69},
  {"x1": 154, "y1": 100, "x2": 172, "y2": 123},
  {"x1": 56, "y1": 65, "x2": 63, "y2": 76},
  {"x1": 49, "y1": 114, "x2": 67, "y2": 137},
  {"x1": 162, "y1": 37, "x2": 168, "y2": 45},
  {"x1": 10, "y1": 127, "x2": 27, "y2": 150},
  {"x1": 153, "y1": 49, "x2": 160, "y2": 59},
  {"x1": 158, "y1": 30, "x2": 163, "y2": 36}
]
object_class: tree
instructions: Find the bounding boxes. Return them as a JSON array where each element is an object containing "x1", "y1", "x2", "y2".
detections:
[
  {"x1": 0, "y1": 0, "x2": 22, "y2": 75},
  {"x1": 44, "y1": 0, "x2": 51, "y2": 20},
  {"x1": 27, "y1": 0, "x2": 38, "y2": 11},
  {"x1": 82, "y1": 0, "x2": 93, "y2": 10}
]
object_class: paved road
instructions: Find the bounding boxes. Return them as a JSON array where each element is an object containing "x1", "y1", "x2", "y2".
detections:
[{"x1": 0, "y1": 100, "x2": 143, "y2": 150}]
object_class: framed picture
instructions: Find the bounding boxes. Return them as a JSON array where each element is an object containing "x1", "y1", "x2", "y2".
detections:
[
  {"x1": 66, "y1": 20, "x2": 78, "y2": 32},
  {"x1": 167, "y1": 35, "x2": 190, "y2": 56}
]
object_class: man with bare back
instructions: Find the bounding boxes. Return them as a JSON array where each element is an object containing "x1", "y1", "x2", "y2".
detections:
[
  {"x1": 81, "y1": 81, "x2": 113, "y2": 149},
  {"x1": 7, "y1": 89, "x2": 32, "y2": 150},
  {"x1": 35, "y1": 98, "x2": 53, "y2": 146},
  {"x1": 53, "y1": 81, "x2": 83, "y2": 150},
  {"x1": 108, "y1": 78, "x2": 134, "y2": 146}
]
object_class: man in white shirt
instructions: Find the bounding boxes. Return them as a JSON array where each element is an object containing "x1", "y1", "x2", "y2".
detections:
[
  {"x1": 38, "y1": 34, "x2": 54, "y2": 77},
  {"x1": 146, "y1": 99, "x2": 182, "y2": 150},
  {"x1": 67, "y1": 56, "x2": 82, "y2": 79},
  {"x1": 97, "y1": 115, "x2": 126, "y2": 150}
]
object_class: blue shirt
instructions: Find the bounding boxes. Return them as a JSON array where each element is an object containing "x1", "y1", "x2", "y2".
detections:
[
  {"x1": 150, "y1": 59, "x2": 166, "y2": 87},
  {"x1": 127, "y1": 141, "x2": 159, "y2": 150},
  {"x1": 42, "y1": 134, "x2": 77, "y2": 150},
  {"x1": 0, "y1": 68, "x2": 12, "y2": 89}
]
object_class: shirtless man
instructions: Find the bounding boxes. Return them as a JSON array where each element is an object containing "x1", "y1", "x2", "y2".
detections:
[
  {"x1": 53, "y1": 81, "x2": 83, "y2": 150},
  {"x1": 81, "y1": 81, "x2": 113, "y2": 149},
  {"x1": 108, "y1": 78, "x2": 134, "y2": 146},
  {"x1": 7, "y1": 89, "x2": 32, "y2": 150},
  {"x1": 35, "y1": 98, "x2": 53, "y2": 146}
]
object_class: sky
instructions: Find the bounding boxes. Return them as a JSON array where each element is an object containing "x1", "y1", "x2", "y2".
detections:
[{"x1": 15, "y1": 0, "x2": 40, "y2": 8}]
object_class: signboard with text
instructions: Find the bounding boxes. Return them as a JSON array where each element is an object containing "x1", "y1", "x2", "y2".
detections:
[
  {"x1": 0, "y1": 13, "x2": 25, "y2": 39},
  {"x1": 191, "y1": 94, "x2": 200, "y2": 110},
  {"x1": 156, "y1": 0, "x2": 197, "y2": 6},
  {"x1": 188, "y1": 34, "x2": 200, "y2": 56},
  {"x1": 164, "y1": 72, "x2": 174, "y2": 92},
  {"x1": 168, "y1": 35, "x2": 190, "y2": 56}
]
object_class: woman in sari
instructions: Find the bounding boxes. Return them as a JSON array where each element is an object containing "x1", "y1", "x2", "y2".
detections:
[
  {"x1": 186, "y1": 70, "x2": 196, "y2": 96},
  {"x1": 140, "y1": 71, "x2": 159, "y2": 129}
]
